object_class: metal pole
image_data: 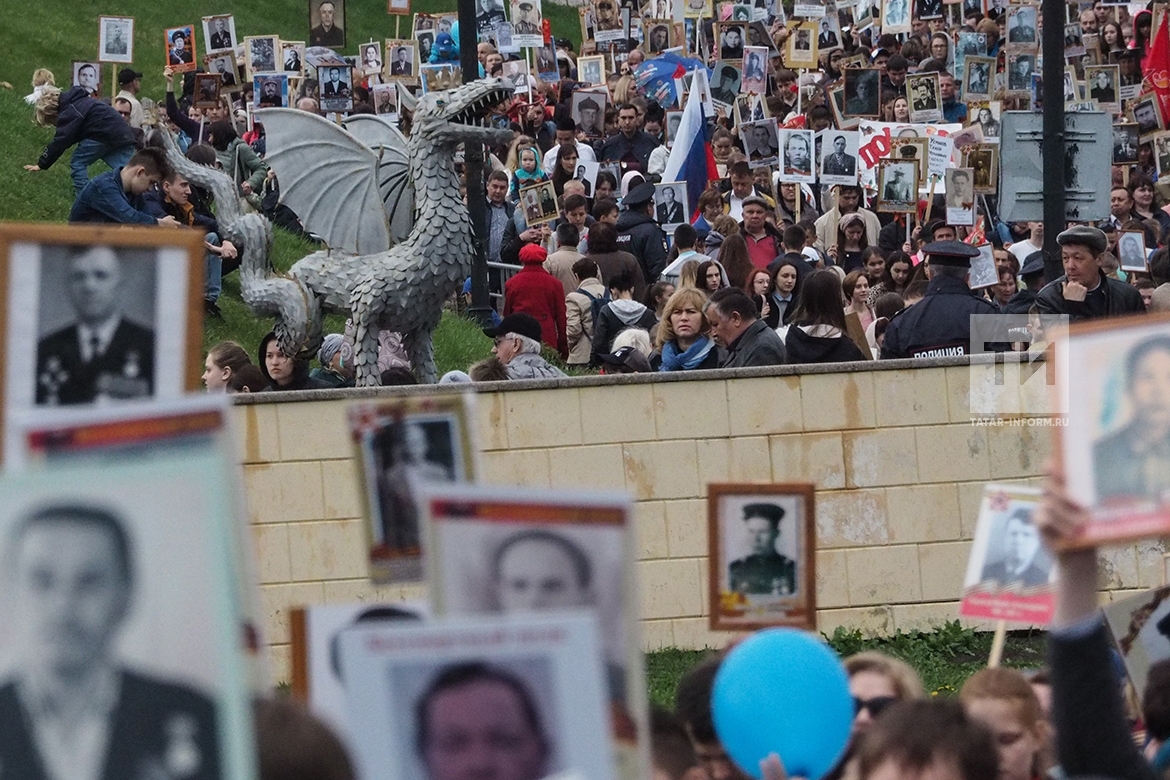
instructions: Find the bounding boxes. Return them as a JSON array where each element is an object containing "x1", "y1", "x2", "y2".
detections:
[
  {"x1": 459, "y1": 3, "x2": 495, "y2": 325},
  {"x1": 1040, "y1": 0, "x2": 1065, "y2": 282}
]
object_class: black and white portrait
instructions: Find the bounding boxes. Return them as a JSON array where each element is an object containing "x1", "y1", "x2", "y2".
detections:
[
  {"x1": 708, "y1": 484, "x2": 815, "y2": 631},
  {"x1": 1007, "y1": 53, "x2": 1035, "y2": 93},
  {"x1": 193, "y1": 73, "x2": 221, "y2": 109},
  {"x1": 843, "y1": 67, "x2": 880, "y2": 117},
  {"x1": 254, "y1": 74, "x2": 289, "y2": 108},
  {"x1": 99, "y1": 16, "x2": 134, "y2": 64},
  {"x1": 476, "y1": 0, "x2": 507, "y2": 34},
  {"x1": 742, "y1": 46, "x2": 767, "y2": 94},
  {"x1": 0, "y1": 455, "x2": 252, "y2": 780},
  {"x1": 741, "y1": 119, "x2": 779, "y2": 168},
  {"x1": 820, "y1": 130, "x2": 859, "y2": 184},
  {"x1": 978, "y1": 503, "x2": 1051, "y2": 587},
  {"x1": 1114, "y1": 123, "x2": 1140, "y2": 165},
  {"x1": 1064, "y1": 22, "x2": 1086, "y2": 58},
  {"x1": 319, "y1": 66, "x2": 353, "y2": 111},
  {"x1": 202, "y1": 15, "x2": 236, "y2": 53},
  {"x1": 963, "y1": 56, "x2": 994, "y2": 100},
  {"x1": 309, "y1": 0, "x2": 347, "y2": 48},
  {"x1": 966, "y1": 144, "x2": 997, "y2": 193},
  {"x1": 1135, "y1": 98, "x2": 1164, "y2": 137},
  {"x1": 957, "y1": 31, "x2": 988, "y2": 57},
  {"x1": 387, "y1": 41, "x2": 417, "y2": 80},
  {"x1": 207, "y1": 54, "x2": 240, "y2": 90},
  {"x1": 654, "y1": 181, "x2": 688, "y2": 227},
  {"x1": 577, "y1": 55, "x2": 605, "y2": 86},
  {"x1": 416, "y1": 30, "x2": 435, "y2": 62},
  {"x1": 709, "y1": 62, "x2": 742, "y2": 107},
  {"x1": 881, "y1": 0, "x2": 910, "y2": 33},
  {"x1": 510, "y1": 0, "x2": 544, "y2": 46},
  {"x1": 1006, "y1": 4, "x2": 1037, "y2": 45},
  {"x1": 779, "y1": 128, "x2": 815, "y2": 183},
  {"x1": 373, "y1": 83, "x2": 399, "y2": 115},
  {"x1": 646, "y1": 22, "x2": 672, "y2": 53},
  {"x1": 282, "y1": 41, "x2": 306, "y2": 75},
  {"x1": 1086, "y1": 64, "x2": 1120, "y2": 110},
  {"x1": 575, "y1": 161, "x2": 600, "y2": 196},
  {"x1": 1118, "y1": 230, "x2": 1149, "y2": 272},
  {"x1": 339, "y1": 615, "x2": 616, "y2": 780},
  {"x1": 817, "y1": 16, "x2": 841, "y2": 50},
  {"x1": 916, "y1": 0, "x2": 943, "y2": 19},
  {"x1": 877, "y1": 160, "x2": 917, "y2": 212},
  {"x1": 571, "y1": 90, "x2": 607, "y2": 137},
  {"x1": 785, "y1": 23, "x2": 818, "y2": 67},
  {"x1": 945, "y1": 167, "x2": 975, "y2": 226},
  {"x1": 246, "y1": 35, "x2": 279, "y2": 77},
  {"x1": 907, "y1": 72, "x2": 941, "y2": 123},
  {"x1": 503, "y1": 59, "x2": 531, "y2": 93},
  {"x1": 717, "y1": 22, "x2": 746, "y2": 60},
  {"x1": 665, "y1": 110, "x2": 683, "y2": 146},
  {"x1": 72, "y1": 61, "x2": 101, "y2": 97},
  {"x1": 352, "y1": 397, "x2": 471, "y2": 584}
]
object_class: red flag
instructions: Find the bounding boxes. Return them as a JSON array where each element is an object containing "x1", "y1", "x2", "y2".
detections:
[{"x1": 1146, "y1": 12, "x2": 1170, "y2": 121}]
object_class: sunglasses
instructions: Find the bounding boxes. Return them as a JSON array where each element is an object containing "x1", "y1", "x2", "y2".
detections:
[{"x1": 853, "y1": 696, "x2": 897, "y2": 717}]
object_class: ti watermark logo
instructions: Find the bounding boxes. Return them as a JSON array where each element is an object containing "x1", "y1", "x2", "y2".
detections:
[{"x1": 968, "y1": 314, "x2": 1070, "y2": 425}]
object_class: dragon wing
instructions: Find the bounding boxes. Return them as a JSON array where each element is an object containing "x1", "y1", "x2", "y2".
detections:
[
  {"x1": 341, "y1": 114, "x2": 415, "y2": 244},
  {"x1": 254, "y1": 107, "x2": 390, "y2": 255}
]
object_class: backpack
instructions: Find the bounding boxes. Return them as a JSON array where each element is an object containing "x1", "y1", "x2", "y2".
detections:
[{"x1": 575, "y1": 287, "x2": 610, "y2": 327}]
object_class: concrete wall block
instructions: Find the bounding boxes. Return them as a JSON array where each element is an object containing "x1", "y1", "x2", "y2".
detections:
[
  {"x1": 769, "y1": 432, "x2": 846, "y2": 489},
  {"x1": 243, "y1": 462, "x2": 325, "y2": 524},
  {"x1": 726, "y1": 376, "x2": 803, "y2": 436},
  {"x1": 843, "y1": 428, "x2": 919, "y2": 488},
  {"x1": 504, "y1": 388, "x2": 583, "y2": 448},
  {"x1": 579, "y1": 384, "x2": 657, "y2": 444},
  {"x1": 817, "y1": 489, "x2": 889, "y2": 548},
  {"x1": 885, "y1": 484, "x2": 962, "y2": 544},
  {"x1": 801, "y1": 372, "x2": 876, "y2": 432},
  {"x1": 846, "y1": 545, "x2": 922, "y2": 606}
]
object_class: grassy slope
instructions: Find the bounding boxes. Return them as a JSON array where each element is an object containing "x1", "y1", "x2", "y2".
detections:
[{"x1": 0, "y1": 0, "x2": 580, "y2": 371}]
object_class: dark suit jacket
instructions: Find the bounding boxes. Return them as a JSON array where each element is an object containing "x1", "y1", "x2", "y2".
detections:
[
  {"x1": 390, "y1": 61, "x2": 412, "y2": 75},
  {"x1": 979, "y1": 559, "x2": 1049, "y2": 587},
  {"x1": 36, "y1": 319, "x2": 155, "y2": 406},
  {"x1": 310, "y1": 24, "x2": 345, "y2": 47},
  {"x1": 169, "y1": 50, "x2": 193, "y2": 66},
  {"x1": 823, "y1": 152, "x2": 855, "y2": 176},
  {"x1": 1093, "y1": 423, "x2": 1170, "y2": 500},
  {"x1": 209, "y1": 32, "x2": 233, "y2": 50},
  {"x1": 657, "y1": 201, "x2": 684, "y2": 224},
  {"x1": 0, "y1": 670, "x2": 220, "y2": 780},
  {"x1": 322, "y1": 81, "x2": 349, "y2": 97}
]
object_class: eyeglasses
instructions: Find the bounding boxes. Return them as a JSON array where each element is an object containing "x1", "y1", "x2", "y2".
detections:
[{"x1": 853, "y1": 696, "x2": 897, "y2": 717}]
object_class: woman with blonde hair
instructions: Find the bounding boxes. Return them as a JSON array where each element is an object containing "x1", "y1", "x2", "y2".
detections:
[
  {"x1": 653, "y1": 287, "x2": 723, "y2": 370},
  {"x1": 844, "y1": 651, "x2": 926, "y2": 737}
]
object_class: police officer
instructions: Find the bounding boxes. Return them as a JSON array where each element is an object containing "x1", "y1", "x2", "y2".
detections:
[
  {"x1": 614, "y1": 181, "x2": 669, "y2": 283},
  {"x1": 881, "y1": 241, "x2": 1001, "y2": 359},
  {"x1": 728, "y1": 503, "x2": 796, "y2": 596},
  {"x1": 1034, "y1": 225, "x2": 1144, "y2": 320}
]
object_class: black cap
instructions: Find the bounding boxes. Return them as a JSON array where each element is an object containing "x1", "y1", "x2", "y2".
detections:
[
  {"x1": 119, "y1": 68, "x2": 144, "y2": 85},
  {"x1": 1057, "y1": 225, "x2": 1107, "y2": 255},
  {"x1": 598, "y1": 345, "x2": 652, "y2": 373},
  {"x1": 624, "y1": 181, "x2": 656, "y2": 208},
  {"x1": 578, "y1": 96, "x2": 600, "y2": 111},
  {"x1": 743, "y1": 502, "x2": 785, "y2": 525},
  {"x1": 1020, "y1": 250, "x2": 1045, "y2": 277},
  {"x1": 924, "y1": 240, "x2": 980, "y2": 266},
  {"x1": 483, "y1": 313, "x2": 542, "y2": 342}
]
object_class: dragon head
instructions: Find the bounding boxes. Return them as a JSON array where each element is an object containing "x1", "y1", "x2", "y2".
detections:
[{"x1": 415, "y1": 77, "x2": 515, "y2": 148}]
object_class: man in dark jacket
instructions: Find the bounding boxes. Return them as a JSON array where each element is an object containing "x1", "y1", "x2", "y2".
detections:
[
  {"x1": 1035, "y1": 225, "x2": 1145, "y2": 320},
  {"x1": 882, "y1": 241, "x2": 1001, "y2": 359},
  {"x1": 1002, "y1": 251, "x2": 1046, "y2": 315},
  {"x1": 25, "y1": 86, "x2": 139, "y2": 196},
  {"x1": 707, "y1": 288, "x2": 787, "y2": 368},
  {"x1": 614, "y1": 182, "x2": 669, "y2": 283},
  {"x1": 599, "y1": 104, "x2": 659, "y2": 174},
  {"x1": 69, "y1": 148, "x2": 181, "y2": 227}
]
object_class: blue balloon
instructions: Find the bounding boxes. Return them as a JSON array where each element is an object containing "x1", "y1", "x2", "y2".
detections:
[{"x1": 712, "y1": 629, "x2": 854, "y2": 780}]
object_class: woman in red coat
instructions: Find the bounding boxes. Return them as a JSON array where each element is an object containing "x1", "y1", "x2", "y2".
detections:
[{"x1": 504, "y1": 244, "x2": 569, "y2": 359}]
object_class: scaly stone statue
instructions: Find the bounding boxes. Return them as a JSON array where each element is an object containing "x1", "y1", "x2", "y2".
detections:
[{"x1": 165, "y1": 78, "x2": 514, "y2": 384}]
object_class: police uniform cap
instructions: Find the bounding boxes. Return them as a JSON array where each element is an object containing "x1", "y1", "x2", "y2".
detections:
[
  {"x1": 623, "y1": 181, "x2": 656, "y2": 208},
  {"x1": 1020, "y1": 250, "x2": 1045, "y2": 277},
  {"x1": 925, "y1": 240, "x2": 979, "y2": 266},
  {"x1": 520, "y1": 1, "x2": 534, "y2": 8},
  {"x1": 1056, "y1": 225, "x2": 1107, "y2": 255},
  {"x1": 578, "y1": 96, "x2": 600, "y2": 111},
  {"x1": 742, "y1": 502, "x2": 785, "y2": 526}
]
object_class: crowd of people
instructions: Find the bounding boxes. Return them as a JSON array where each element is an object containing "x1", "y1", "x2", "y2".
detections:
[{"x1": 20, "y1": 0, "x2": 1167, "y2": 386}]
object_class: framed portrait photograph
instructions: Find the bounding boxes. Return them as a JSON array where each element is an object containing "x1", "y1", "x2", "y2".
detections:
[
  {"x1": 593, "y1": 0, "x2": 625, "y2": 42},
  {"x1": 876, "y1": 158, "x2": 918, "y2": 213},
  {"x1": 282, "y1": 41, "x2": 307, "y2": 76},
  {"x1": 949, "y1": 123, "x2": 985, "y2": 153},
  {"x1": 715, "y1": 21, "x2": 747, "y2": 61},
  {"x1": 1005, "y1": 3, "x2": 1038, "y2": 47},
  {"x1": 577, "y1": 54, "x2": 606, "y2": 86},
  {"x1": 965, "y1": 143, "x2": 998, "y2": 194},
  {"x1": 1064, "y1": 21, "x2": 1086, "y2": 58},
  {"x1": 963, "y1": 55, "x2": 995, "y2": 101},
  {"x1": 778, "y1": 127, "x2": 815, "y2": 183},
  {"x1": 734, "y1": 93, "x2": 767, "y2": 126},
  {"x1": 357, "y1": 41, "x2": 383, "y2": 76},
  {"x1": 890, "y1": 136, "x2": 928, "y2": 183},
  {"x1": 1103, "y1": 587, "x2": 1170, "y2": 700},
  {"x1": 683, "y1": 0, "x2": 713, "y2": 18},
  {"x1": 202, "y1": 14, "x2": 237, "y2": 53},
  {"x1": 1054, "y1": 315, "x2": 1170, "y2": 547},
  {"x1": 1085, "y1": 64, "x2": 1121, "y2": 113},
  {"x1": 164, "y1": 25, "x2": 197, "y2": 74},
  {"x1": 245, "y1": 35, "x2": 280, "y2": 79},
  {"x1": 0, "y1": 452, "x2": 255, "y2": 780},
  {"x1": 205, "y1": 52, "x2": 241, "y2": 92},
  {"x1": 385, "y1": 39, "x2": 418, "y2": 84},
  {"x1": 665, "y1": 109, "x2": 683, "y2": 147},
  {"x1": 518, "y1": 181, "x2": 561, "y2": 226},
  {"x1": 99, "y1": 15, "x2": 134, "y2": 64},
  {"x1": 828, "y1": 85, "x2": 860, "y2": 131},
  {"x1": 645, "y1": 19, "x2": 674, "y2": 53},
  {"x1": 819, "y1": 129, "x2": 859, "y2": 185},
  {"x1": 1155, "y1": 132, "x2": 1170, "y2": 179},
  {"x1": 709, "y1": 62, "x2": 742, "y2": 108},
  {"x1": 707, "y1": 483, "x2": 816, "y2": 631},
  {"x1": 339, "y1": 614, "x2": 618, "y2": 780},
  {"x1": 419, "y1": 483, "x2": 647, "y2": 780},
  {"x1": 415, "y1": 27, "x2": 436, "y2": 63},
  {"x1": 880, "y1": 0, "x2": 911, "y2": 34},
  {"x1": 741, "y1": 45, "x2": 768, "y2": 94},
  {"x1": 906, "y1": 72, "x2": 942, "y2": 123},
  {"x1": 653, "y1": 181, "x2": 689, "y2": 228},
  {"x1": 572, "y1": 88, "x2": 608, "y2": 138},
  {"x1": 419, "y1": 63, "x2": 460, "y2": 94},
  {"x1": 1114, "y1": 122, "x2": 1140, "y2": 165},
  {"x1": 535, "y1": 43, "x2": 559, "y2": 82},
  {"x1": 1006, "y1": 52, "x2": 1037, "y2": 94},
  {"x1": 968, "y1": 243, "x2": 998, "y2": 290},
  {"x1": 740, "y1": 118, "x2": 779, "y2": 169},
  {"x1": 0, "y1": 224, "x2": 202, "y2": 460},
  {"x1": 319, "y1": 65, "x2": 353, "y2": 111},
  {"x1": 957, "y1": 30, "x2": 989, "y2": 57},
  {"x1": 193, "y1": 73, "x2": 221, "y2": 110},
  {"x1": 309, "y1": 0, "x2": 347, "y2": 48},
  {"x1": 510, "y1": 0, "x2": 545, "y2": 47},
  {"x1": 388, "y1": 0, "x2": 411, "y2": 14},
  {"x1": 372, "y1": 82, "x2": 399, "y2": 115},
  {"x1": 254, "y1": 74, "x2": 290, "y2": 108},
  {"x1": 747, "y1": 20, "x2": 779, "y2": 53},
  {"x1": 971, "y1": 102, "x2": 1001, "y2": 142},
  {"x1": 72, "y1": 61, "x2": 102, "y2": 98},
  {"x1": 572, "y1": 160, "x2": 599, "y2": 197},
  {"x1": 816, "y1": 14, "x2": 842, "y2": 51},
  {"x1": 784, "y1": 21, "x2": 818, "y2": 68},
  {"x1": 958, "y1": 484, "x2": 1054, "y2": 625},
  {"x1": 916, "y1": 0, "x2": 944, "y2": 18},
  {"x1": 945, "y1": 167, "x2": 976, "y2": 226},
  {"x1": 843, "y1": 67, "x2": 880, "y2": 117},
  {"x1": 349, "y1": 395, "x2": 476, "y2": 584},
  {"x1": 1118, "y1": 230, "x2": 1149, "y2": 272},
  {"x1": 503, "y1": 58, "x2": 533, "y2": 93},
  {"x1": 1134, "y1": 93, "x2": 1165, "y2": 138}
]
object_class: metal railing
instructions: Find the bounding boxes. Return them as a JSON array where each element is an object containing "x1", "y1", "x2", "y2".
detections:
[{"x1": 486, "y1": 261, "x2": 522, "y2": 305}]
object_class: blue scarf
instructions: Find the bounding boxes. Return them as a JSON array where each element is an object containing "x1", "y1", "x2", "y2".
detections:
[{"x1": 659, "y1": 336, "x2": 715, "y2": 371}]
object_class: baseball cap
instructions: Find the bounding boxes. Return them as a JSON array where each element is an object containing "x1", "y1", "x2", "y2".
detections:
[{"x1": 119, "y1": 68, "x2": 144, "y2": 85}]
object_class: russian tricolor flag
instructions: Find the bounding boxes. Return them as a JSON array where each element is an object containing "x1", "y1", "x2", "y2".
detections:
[{"x1": 661, "y1": 68, "x2": 719, "y2": 222}]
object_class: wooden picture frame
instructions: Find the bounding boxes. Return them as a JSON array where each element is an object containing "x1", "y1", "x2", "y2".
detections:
[
  {"x1": 202, "y1": 14, "x2": 237, "y2": 53},
  {"x1": 385, "y1": 39, "x2": 419, "y2": 85},
  {"x1": 205, "y1": 52, "x2": 243, "y2": 93},
  {"x1": 843, "y1": 67, "x2": 881, "y2": 118},
  {"x1": 1118, "y1": 229, "x2": 1149, "y2": 272},
  {"x1": 164, "y1": 25, "x2": 198, "y2": 74},
  {"x1": 1134, "y1": 93, "x2": 1166, "y2": 139},
  {"x1": 193, "y1": 73, "x2": 221, "y2": 109},
  {"x1": 963, "y1": 55, "x2": 996, "y2": 102},
  {"x1": 876, "y1": 158, "x2": 919, "y2": 213},
  {"x1": 387, "y1": 0, "x2": 411, "y2": 14},
  {"x1": 965, "y1": 142, "x2": 999, "y2": 194},
  {"x1": 99, "y1": 15, "x2": 135, "y2": 64},
  {"x1": 906, "y1": 71, "x2": 942, "y2": 123},
  {"x1": 784, "y1": 21, "x2": 819, "y2": 68},
  {"x1": 518, "y1": 181, "x2": 561, "y2": 226},
  {"x1": 707, "y1": 482, "x2": 816, "y2": 632},
  {"x1": 245, "y1": 35, "x2": 280, "y2": 79},
  {"x1": 0, "y1": 223, "x2": 204, "y2": 464}
]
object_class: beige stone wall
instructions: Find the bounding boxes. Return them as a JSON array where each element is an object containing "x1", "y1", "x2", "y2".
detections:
[{"x1": 235, "y1": 362, "x2": 1162, "y2": 684}]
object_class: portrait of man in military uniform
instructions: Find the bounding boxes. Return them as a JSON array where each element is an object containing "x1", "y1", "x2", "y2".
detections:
[
  {"x1": 35, "y1": 245, "x2": 155, "y2": 407},
  {"x1": 728, "y1": 502, "x2": 797, "y2": 596}
]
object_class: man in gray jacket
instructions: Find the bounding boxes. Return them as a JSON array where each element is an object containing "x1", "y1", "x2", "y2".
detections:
[
  {"x1": 707, "y1": 288, "x2": 787, "y2": 368},
  {"x1": 483, "y1": 313, "x2": 567, "y2": 380}
]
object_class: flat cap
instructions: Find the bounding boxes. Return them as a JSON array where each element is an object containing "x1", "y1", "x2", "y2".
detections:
[
  {"x1": 1020, "y1": 250, "x2": 1045, "y2": 276},
  {"x1": 741, "y1": 195, "x2": 770, "y2": 210},
  {"x1": 925, "y1": 240, "x2": 980, "y2": 266},
  {"x1": 1057, "y1": 225, "x2": 1107, "y2": 255},
  {"x1": 623, "y1": 181, "x2": 656, "y2": 208}
]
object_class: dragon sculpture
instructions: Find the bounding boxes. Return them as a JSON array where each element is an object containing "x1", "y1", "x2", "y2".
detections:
[{"x1": 165, "y1": 78, "x2": 514, "y2": 384}]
